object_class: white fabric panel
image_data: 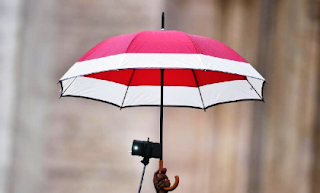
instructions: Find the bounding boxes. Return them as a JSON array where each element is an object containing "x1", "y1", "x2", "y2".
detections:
[
  {"x1": 121, "y1": 54, "x2": 201, "y2": 70},
  {"x1": 61, "y1": 77, "x2": 76, "y2": 92},
  {"x1": 200, "y1": 80, "x2": 262, "y2": 107},
  {"x1": 60, "y1": 53, "x2": 265, "y2": 81},
  {"x1": 61, "y1": 77, "x2": 203, "y2": 108},
  {"x1": 247, "y1": 76, "x2": 264, "y2": 97},
  {"x1": 122, "y1": 86, "x2": 203, "y2": 108},
  {"x1": 61, "y1": 54, "x2": 124, "y2": 81},
  {"x1": 61, "y1": 76, "x2": 127, "y2": 106},
  {"x1": 199, "y1": 55, "x2": 265, "y2": 80},
  {"x1": 60, "y1": 77, "x2": 263, "y2": 109}
]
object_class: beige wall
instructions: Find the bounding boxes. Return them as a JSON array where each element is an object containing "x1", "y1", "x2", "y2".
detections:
[
  {"x1": 1, "y1": 0, "x2": 319, "y2": 193},
  {"x1": 0, "y1": 0, "x2": 21, "y2": 193}
]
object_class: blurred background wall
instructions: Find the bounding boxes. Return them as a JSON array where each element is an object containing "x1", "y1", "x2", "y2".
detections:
[{"x1": 0, "y1": 0, "x2": 319, "y2": 193}]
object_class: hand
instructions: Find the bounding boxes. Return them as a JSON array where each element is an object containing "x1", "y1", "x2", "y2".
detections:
[{"x1": 153, "y1": 168, "x2": 171, "y2": 193}]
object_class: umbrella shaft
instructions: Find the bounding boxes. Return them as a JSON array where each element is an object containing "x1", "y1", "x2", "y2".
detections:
[{"x1": 160, "y1": 69, "x2": 164, "y2": 160}]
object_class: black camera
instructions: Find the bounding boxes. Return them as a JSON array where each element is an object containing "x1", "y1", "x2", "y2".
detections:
[{"x1": 131, "y1": 139, "x2": 161, "y2": 165}]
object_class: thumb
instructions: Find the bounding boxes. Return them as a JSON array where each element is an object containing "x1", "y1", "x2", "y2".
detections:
[{"x1": 160, "y1": 168, "x2": 167, "y2": 174}]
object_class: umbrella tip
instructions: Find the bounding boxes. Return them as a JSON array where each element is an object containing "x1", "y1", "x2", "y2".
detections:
[{"x1": 161, "y1": 12, "x2": 165, "y2": 30}]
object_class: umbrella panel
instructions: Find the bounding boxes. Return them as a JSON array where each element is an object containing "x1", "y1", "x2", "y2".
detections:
[
  {"x1": 84, "y1": 69, "x2": 246, "y2": 87},
  {"x1": 61, "y1": 69, "x2": 260, "y2": 109}
]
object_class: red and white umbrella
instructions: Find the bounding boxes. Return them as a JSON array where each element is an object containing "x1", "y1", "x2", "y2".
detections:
[
  {"x1": 59, "y1": 14, "x2": 265, "y2": 192},
  {"x1": 60, "y1": 30, "x2": 265, "y2": 108}
]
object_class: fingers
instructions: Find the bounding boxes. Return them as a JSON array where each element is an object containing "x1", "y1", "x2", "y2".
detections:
[
  {"x1": 153, "y1": 169, "x2": 159, "y2": 183},
  {"x1": 155, "y1": 174, "x2": 166, "y2": 185},
  {"x1": 160, "y1": 168, "x2": 167, "y2": 174},
  {"x1": 157, "y1": 178, "x2": 171, "y2": 189},
  {"x1": 154, "y1": 168, "x2": 170, "y2": 192},
  {"x1": 155, "y1": 168, "x2": 167, "y2": 175},
  {"x1": 154, "y1": 168, "x2": 167, "y2": 183},
  {"x1": 154, "y1": 169, "x2": 160, "y2": 176}
]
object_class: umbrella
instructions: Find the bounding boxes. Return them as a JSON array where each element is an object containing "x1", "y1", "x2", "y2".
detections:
[{"x1": 59, "y1": 13, "x2": 266, "y2": 192}]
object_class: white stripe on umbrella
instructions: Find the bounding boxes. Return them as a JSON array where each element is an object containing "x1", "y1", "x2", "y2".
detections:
[
  {"x1": 60, "y1": 76, "x2": 264, "y2": 109},
  {"x1": 60, "y1": 53, "x2": 265, "y2": 81}
]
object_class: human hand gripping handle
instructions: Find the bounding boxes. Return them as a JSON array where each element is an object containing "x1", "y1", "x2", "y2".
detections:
[{"x1": 154, "y1": 160, "x2": 179, "y2": 192}]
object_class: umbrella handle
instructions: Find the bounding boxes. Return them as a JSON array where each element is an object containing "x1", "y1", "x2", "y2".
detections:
[{"x1": 159, "y1": 160, "x2": 179, "y2": 191}]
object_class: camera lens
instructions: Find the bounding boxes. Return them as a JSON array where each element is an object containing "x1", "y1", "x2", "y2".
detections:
[{"x1": 131, "y1": 140, "x2": 144, "y2": 156}]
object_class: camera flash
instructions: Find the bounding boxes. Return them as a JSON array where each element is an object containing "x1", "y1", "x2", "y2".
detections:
[{"x1": 134, "y1": 145, "x2": 139, "y2": 150}]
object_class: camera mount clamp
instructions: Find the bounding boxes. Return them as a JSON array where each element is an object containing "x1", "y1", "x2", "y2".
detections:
[{"x1": 137, "y1": 138, "x2": 151, "y2": 193}]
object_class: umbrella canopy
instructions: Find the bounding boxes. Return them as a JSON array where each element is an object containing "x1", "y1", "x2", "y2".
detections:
[
  {"x1": 59, "y1": 30, "x2": 265, "y2": 109},
  {"x1": 59, "y1": 25, "x2": 267, "y2": 192}
]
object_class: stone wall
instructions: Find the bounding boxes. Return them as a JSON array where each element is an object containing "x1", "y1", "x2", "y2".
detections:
[{"x1": 1, "y1": 0, "x2": 319, "y2": 193}]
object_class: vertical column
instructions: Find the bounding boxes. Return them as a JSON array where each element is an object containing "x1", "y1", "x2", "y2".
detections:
[
  {"x1": 248, "y1": 0, "x2": 274, "y2": 192},
  {"x1": 8, "y1": 1, "x2": 58, "y2": 193},
  {"x1": 261, "y1": 0, "x2": 320, "y2": 193},
  {"x1": 0, "y1": 0, "x2": 21, "y2": 193}
]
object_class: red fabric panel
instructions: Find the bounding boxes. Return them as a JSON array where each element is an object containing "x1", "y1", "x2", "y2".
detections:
[
  {"x1": 77, "y1": 30, "x2": 249, "y2": 63},
  {"x1": 126, "y1": 31, "x2": 197, "y2": 54},
  {"x1": 84, "y1": 69, "x2": 134, "y2": 85},
  {"x1": 78, "y1": 33, "x2": 137, "y2": 62},
  {"x1": 187, "y1": 34, "x2": 248, "y2": 63},
  {"x1": 84, "y1": 69, "x2": 246, "y2": 87},
  {"x1": 130, "y1": 69, "x2": 197, "y2": 86},
  {"x1": 194, "y1": 70, "x2": 246, "y2": 86}
]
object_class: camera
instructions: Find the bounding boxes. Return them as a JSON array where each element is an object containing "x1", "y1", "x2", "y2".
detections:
[{"x1": 131, "y1": 139, "x2": 161, "y2": 165}]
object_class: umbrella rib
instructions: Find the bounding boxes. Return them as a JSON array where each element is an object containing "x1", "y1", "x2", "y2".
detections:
[
  {"x1": 120, "y1": 69, "x2": 136, "y2": 109},
  {"x1": 191, "y1": 69, "x2": 206, "y2": 111},
  {"x1": 246, "y1": 78, "x2": 263, "y2": 100},
  {"x1": 61, "y1": 77, "x2": 78, "y2": 97}
]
